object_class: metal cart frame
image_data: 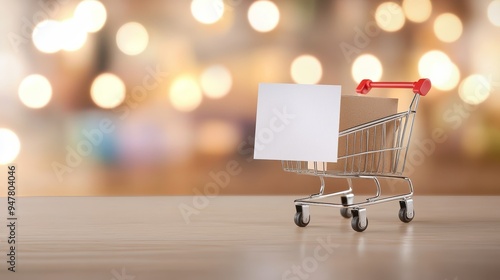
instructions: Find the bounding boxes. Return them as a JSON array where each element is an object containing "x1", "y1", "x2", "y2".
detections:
[{"x1": 283, "y1": 79, "x2": 431, "y2": 232}]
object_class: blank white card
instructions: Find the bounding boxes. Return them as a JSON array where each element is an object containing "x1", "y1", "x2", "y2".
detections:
[{"x1": 253, "y1": 83, "x2": 341, "y2": 162}]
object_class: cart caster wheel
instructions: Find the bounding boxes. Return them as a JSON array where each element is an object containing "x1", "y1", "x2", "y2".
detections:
[
  {"x1": 340, "y1": 194, "x2": 354, "y2": 219},
  {"x1": 398, "y1": 207, "x2": 415, "y2": 223},
  {"x1": 398, "y1": 200, "x2": 415, "y2": 223},
  {"x1": 294, "y1": 212, "x2": 310, "y2": 227},
  {"x1": 340, "y1": 208, "x2": 352, "y2": 218},
  {"x1": 351, "y1": 216, "x2": 368, "y2": 232},
  {"x1": 351, "y1": 209, "x2": 368, "y2": 232}
]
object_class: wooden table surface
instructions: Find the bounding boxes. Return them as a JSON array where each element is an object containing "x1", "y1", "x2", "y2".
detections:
[{"x1": 1, "y1": 196, "x2": 499, "y2": 280}]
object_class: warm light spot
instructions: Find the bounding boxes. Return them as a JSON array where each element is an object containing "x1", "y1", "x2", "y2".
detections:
[
  {"x1": 488, "y1": 0, "x2": 500, "y2": 27},
  {"x1": 402, "y1": 0, "x2": 432, "y2": 23},
  {"x1": 32, "y1": 20, "x2": 62, "y2": 53},
  {"x1": 169, "y1": 76, "x2": 203, "y2": 112},
  {"x1": 439, "y1": 63, "x2": 460, "y2": 91},
  {"x1": 351, "y1": 54, "x2": 383, "y2": 83},
  {"x1": 459, "y1": 74, "x2": 491, "y2": 105},
  {"x1": 33, "y1": 18, "x2": 88, "y2": 53},
  {"x1": 434, "y1": 13, "x2": 463, "y2": 43},
  {"x1": 60, "y1": 18, "x2": 88, "y2": 52},
  {"x1": 197, "y1": 120, "x2": 241, "y2": 155},
  {"x1": 418, "y1": 50, "x2": 460, "y2": 91},
  {"x1": 116, "y1": 22, "x2": 149, "y2": 56},
  {"x1": 91, "y1": 73, "x2": 126, "y2": 109},
  {"x1": 248, "y1": 0, "x2": 280, "y2": 32},
  {"x1": 73, "y1": 0, "x2": 107, "y2": 33},
  {"x1": 200, "y1": 65, "x2": 232, "y2": 99},
  {"x1": 375, "y1": 2, "x2": 405, "y2": 32},
  {"x1": 191, "y1": 0, "x2": 224, "y2": 25},
  {"x1": 0, "y1": 128, "x2": 21, "y2": 165},
  {"x1": 18, "y1": 74, "x2": 52, "y2": 109},
  {"x1": 290, "y1": 55, "x2": 323, "y2": 84}
]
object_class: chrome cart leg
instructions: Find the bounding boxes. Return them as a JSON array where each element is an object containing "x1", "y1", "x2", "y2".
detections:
[
  {"x1": 398, "y1": 198, "x2": 414, "y2": 223},
  {"x1": 310, "y1": 176, "x2": 325, "y2": 198},
  {"x1": 351, "y1": 208, "x2": 368, "y2": 232},
  {"x1": 294, "y1": 204, "x2": 310, "y2": 227},
  {"x1": 340, "y1": 193, "x2": 354, "y2": 218},
  {"x1": 366, "y1": 177, "x2": 381, "y2": 202}
]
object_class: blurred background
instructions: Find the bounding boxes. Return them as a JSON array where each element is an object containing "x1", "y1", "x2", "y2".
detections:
[{"x1": 0, "y1": 0, "x2": 499, "y2": 196}]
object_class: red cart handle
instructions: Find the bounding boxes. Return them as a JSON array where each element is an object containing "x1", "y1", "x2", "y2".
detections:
[{"x1": 356, "y1": 78, "x2": 431, "y2": 96}]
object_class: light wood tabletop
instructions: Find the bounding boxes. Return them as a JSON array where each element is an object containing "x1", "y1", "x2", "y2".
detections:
[{"x1": 1, "y1": 196, "x2": 499, "y2": 280}]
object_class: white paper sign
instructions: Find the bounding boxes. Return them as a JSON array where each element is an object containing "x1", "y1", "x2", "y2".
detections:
[{"x1": 253, "y1": 83, "x2": 341, "y2": 162}]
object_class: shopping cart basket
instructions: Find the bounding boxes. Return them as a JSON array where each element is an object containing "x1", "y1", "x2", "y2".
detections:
[{"x1": 284, "y1": 78, "x2": 431, "y2": 232}]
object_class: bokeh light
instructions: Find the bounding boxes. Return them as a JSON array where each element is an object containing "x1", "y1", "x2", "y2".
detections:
[
  {"x1": 248, "y1": 0, "x2": 280, "y2": 32},
  {"x1": 290, "y1": 55, "x2": 323, "y2": 84},
  {"x1": 375, "y1": 2, "x2": 405, "y2": 32},
  {"x1": 116, "y1": 22, "x2": 149, "y2": 56},
  {"x1": 459, "y1": 74, "x2": 491, "y2": 105},
  {"x1": 91, "y1": 73, "x2": 126, "y2": 109},
  {"x1": 32, "y1": 20, "x2": 62, "y2": 53},
  {"x1": 73, "y1": 0, "x2": 107, "y2": 33},
  {"x1": 351, "y1": 54, "x2": 383, "y2": 83},
  {"x1": 402, "y1": 0, "x2": 432, "y2": 23},
  {"x1": 191, "y1": 0, "x2": 224, "y2": 25},
  {"x1": 200, "y1": 65, "x2": 233, "y2": 99},
  {"x1": 197, "y1": 120, "x2": 241, "y2": 155},
  {"x1": 487, "y1": 0, "x2": 500, "y2": 27},
  {"x1": 60, "y1": 18, "x2": 88, "y2": 52},
  {"x1": 434, "y1": 13, "x2": 463, "y2": 43},
  {"x1": 169, "y1": 76, "x2": 203, "y2": 112},
  {"x1": 0, "y1": 128, "x2": 21, "y2": 165},
  {"x1": 18, "y1": 74, "x2": 52, "y2": 109},
  {"x1": 439, "y1": 63, "x2": 461, "y2": 91},
  {"x1": 418, "y1": 50, "x2": 460, "y2": 91}
]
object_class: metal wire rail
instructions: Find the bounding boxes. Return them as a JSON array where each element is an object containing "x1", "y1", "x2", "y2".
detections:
[{"x1": 284, "y1": 78, "x2": 431, "y2": 232}]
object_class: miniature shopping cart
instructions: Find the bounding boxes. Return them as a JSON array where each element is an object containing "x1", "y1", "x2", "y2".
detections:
[{"x1": 283, "y1": 78, "x2": 431, "y2": 232}]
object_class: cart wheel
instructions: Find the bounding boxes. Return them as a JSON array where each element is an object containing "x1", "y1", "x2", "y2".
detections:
[
  {"x1": 398, "y1": 207, "x2": 415, "y2": 223},
  {"x1": 398, "y1": 200, "x2": 415, "y2": 223},
  {"x1": 351, "y1": 209, "x2": 368, "y2": 232},
  {"x1": 351, "y1": 216, "x2": 368, "y2": 232},
  {"x1": 294, "y1": 212, "x2": 310, "y2": 227},
  {"x1": 340, "y1": 194, "x2": 354, "y2": 219},
  {"x1": 340, "y1": 208, "x2": 352, "y2": 218}
]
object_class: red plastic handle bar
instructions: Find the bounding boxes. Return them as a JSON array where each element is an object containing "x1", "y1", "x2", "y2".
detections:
[{"x1": 356, "y1": 78, "x2": 431, "y2": 96}]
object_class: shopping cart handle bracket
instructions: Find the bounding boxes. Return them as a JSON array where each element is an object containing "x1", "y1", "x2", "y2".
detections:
[
  {"x1": 355, "y1": 79, "x2": 373, "y2": 94},
  {"x1": 356, "y1": 78, "x2": 431, "y2": 96},
  {"x1": 413, "y1": 78, "x2": 431, "y2": 96}
]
